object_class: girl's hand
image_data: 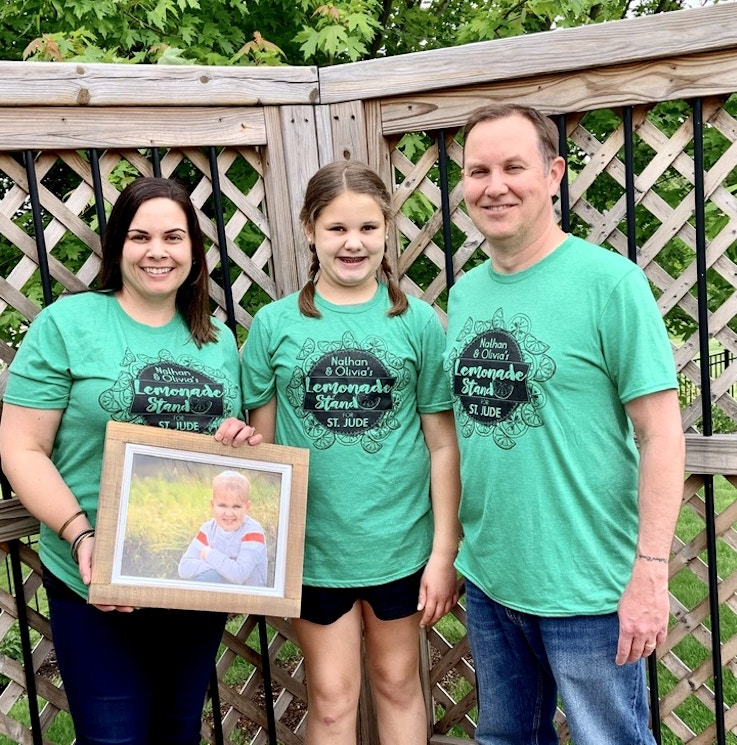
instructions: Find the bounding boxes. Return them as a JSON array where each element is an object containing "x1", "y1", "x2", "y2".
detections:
[
  {"x1": 214, "y1": 418, "x2": 263, "y2": 447},
  {"x1": 417, "y1": 553, "x2": 459, "y2": 628}
]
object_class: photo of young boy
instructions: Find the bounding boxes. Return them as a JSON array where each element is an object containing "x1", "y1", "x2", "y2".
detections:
[{"x1": 178, "y1": 470, "x2": 268, "y2": 586}]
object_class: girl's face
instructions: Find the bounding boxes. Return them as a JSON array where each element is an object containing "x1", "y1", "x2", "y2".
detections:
[
  {"x1": 118, "y1": 197, "x2": 193, "y2": 315},
  {"x1": 305, "y1": 190, "x2": 386, "y2": 304}
]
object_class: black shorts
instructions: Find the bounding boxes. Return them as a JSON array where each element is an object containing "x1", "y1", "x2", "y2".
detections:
[{"x1": 299, "y1": 567, "x2": 424, "y2": 626}]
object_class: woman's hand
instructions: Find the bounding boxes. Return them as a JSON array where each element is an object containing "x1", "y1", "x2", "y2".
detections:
[
  {"x1": 214, "y1": 418, "x2": 263, "y2": 447},
  {"x1": 77, "y1": 534, "x2": 136, "y2": 613}
]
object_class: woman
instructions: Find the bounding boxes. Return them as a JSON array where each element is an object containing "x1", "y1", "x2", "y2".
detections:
[
  {"x1": 241, "y1": 161, "x2": 461, "y2": 745},
  {"x1": 0, "y1": 177, "x2": 258, "y2": 745}
]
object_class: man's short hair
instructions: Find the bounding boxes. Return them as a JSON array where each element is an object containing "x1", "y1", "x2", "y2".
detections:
[{"x1": 463, "y1": 104, "x2": 560, "y2": 166}]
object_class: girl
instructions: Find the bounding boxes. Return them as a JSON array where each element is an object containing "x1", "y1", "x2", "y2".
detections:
[{"x1": 241, "y1": 160, "x2": 461, "y2": 744}]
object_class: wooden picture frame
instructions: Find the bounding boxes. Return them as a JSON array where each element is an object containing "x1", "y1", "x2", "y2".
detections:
[{"x1": 89, "y1": 421, "x2": 309, "y2": 616}]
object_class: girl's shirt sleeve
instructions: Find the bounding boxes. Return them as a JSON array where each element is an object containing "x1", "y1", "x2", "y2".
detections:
[
  {"x1": 240, "y1": 309, "x2": 276, "y2": 408},
  {"x1": 415, "y1": 306, "x2": 453, "y2": 413}
]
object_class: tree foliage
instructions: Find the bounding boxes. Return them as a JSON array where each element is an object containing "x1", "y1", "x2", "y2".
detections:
[{"x1": 0, "y1": 0, "x2": 715, "y2": 67}]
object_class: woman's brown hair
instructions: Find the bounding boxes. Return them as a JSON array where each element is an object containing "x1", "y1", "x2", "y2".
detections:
[
  {"x1": 98, "y1": 177, "x2": 217, "y2": 346},
  {"x1": 297, "y1": 160, "x2": 407, "y2": 318}
]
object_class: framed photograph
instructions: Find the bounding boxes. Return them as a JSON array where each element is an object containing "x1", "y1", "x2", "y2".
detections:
[{"x1": 89, "y1": 421, "x2": 309, "y2": 616}]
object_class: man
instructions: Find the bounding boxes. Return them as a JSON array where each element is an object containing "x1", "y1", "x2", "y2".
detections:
[{"x1": 444, "y1": 103, "x2": 685, "y2": 744}]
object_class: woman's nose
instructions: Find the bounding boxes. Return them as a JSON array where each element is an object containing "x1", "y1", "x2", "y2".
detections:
[{"x1": 146, "y1": 238, "x2": 169, "y2": 257}]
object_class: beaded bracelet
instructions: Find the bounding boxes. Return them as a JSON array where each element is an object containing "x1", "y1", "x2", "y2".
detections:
[
  {"x1": 70, "y1": 528, "x2": 95, "y2": 564},
  {"x1": 57, "y1": 509, "x2": 86, "y2": 540}
]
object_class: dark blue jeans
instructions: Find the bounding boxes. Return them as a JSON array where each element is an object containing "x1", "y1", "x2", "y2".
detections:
[
  {"x1": 44, "y1": 570, "x2": 227, "y2": 745},
  {"x1": 466, "y1": 579, "x2": 656, "y2": 745}
]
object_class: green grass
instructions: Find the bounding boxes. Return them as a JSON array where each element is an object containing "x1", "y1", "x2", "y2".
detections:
[{"x1": 657, "y1": 475, "x2": 737, "y2": 744}]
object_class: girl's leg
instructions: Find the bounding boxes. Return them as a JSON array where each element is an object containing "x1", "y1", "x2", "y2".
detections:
[
  {"x1": 293, "y1": 603, "x2": 364, "y2": 745},
  {"x1": 362, "y1": 603, "x2": 427, "y2": 745}
]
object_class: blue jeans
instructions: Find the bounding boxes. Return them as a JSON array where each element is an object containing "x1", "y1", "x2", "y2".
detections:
[
  {"x1": 465, "y1": 580, "x2": 655, "y2": 745},
  {"x1": 45, "y1": 570, "x2": 227, "y2": 745}
]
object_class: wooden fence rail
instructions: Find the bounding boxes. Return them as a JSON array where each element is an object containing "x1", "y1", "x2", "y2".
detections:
[{"x1": 0, "y1": 3, "x2": 736, "y2": 742}]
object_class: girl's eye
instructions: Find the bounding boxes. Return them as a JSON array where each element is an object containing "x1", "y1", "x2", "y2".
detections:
[{"x1": 128, "y1": 234, "x2": 147, "y2": 242}]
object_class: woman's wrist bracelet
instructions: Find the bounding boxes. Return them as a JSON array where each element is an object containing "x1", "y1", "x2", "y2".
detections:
[
  {"x1": 70, "y1": 528, "x2": 95, "y2": 564},
  {"x1": 57, "y1": 509, "x2": 86, "y2": 540}
]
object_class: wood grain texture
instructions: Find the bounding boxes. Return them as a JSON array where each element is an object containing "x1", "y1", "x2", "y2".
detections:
[
  {"x1": 0, "y1": 61, "x2": 318, "y2": 106},
  {"x1": 319, "y1": 3, "x2": 737, "y2": 103},
  {"x1": 380, "y1": 50, "x2": 737, "y2": 135},
  {"x1": 0, "y1": 107, "x2": 267, "y2": 149}
]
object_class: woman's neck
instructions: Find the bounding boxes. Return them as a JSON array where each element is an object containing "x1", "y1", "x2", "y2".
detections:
[{"x1": 115, "y1": 289, "x2": 177, "y2": 326}]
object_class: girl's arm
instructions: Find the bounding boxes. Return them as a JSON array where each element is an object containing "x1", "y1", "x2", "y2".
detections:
[
  {"x1": 248, "y1": 398, "x2": 277, "y2": 444},
  {"x1": 417, "y1": 409, "x2": 461, "y2": 628}
]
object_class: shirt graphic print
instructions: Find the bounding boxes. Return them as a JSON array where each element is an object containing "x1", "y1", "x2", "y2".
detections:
[
  {"x1": 446, "y1": 309, "x2": 555, "y2": 449},
  {"x1": 286, "y1": 331, "x2": 406, "y2": 453},
  {"x1": 99, "y1": 348, "x2": 235, "y2": 434}
]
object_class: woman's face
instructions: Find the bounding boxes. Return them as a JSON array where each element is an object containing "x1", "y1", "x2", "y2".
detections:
[{"x1": 118, "y1": 197, "x2": 193, "y2": 314}]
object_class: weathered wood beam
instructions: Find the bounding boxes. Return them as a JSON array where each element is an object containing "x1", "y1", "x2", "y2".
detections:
[
  {"x1": 0, "y1": 62, "x2": 318, "y2": 107},
  {"x1": 0, "y1": 498, "x2": 38, "y2": 542},
  {"x1": 319, "y1": 3, "x2": 737, "y2": 103},
  {"x1": 380, "y1": 49, "x2": 737, "y2": 135},
  {"x1": 686, "y1": 433, "x2": 737, "y2": 475},
  {"x1": 0, "y1": 107, "x2": 267, "y2": 149}
]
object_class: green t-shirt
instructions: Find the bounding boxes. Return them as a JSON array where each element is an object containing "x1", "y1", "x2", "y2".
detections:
[
  {"x1": 444, "y1": 236, "x2": 678, "y2": 616},
  {"x1": 4, "y1": 292, "x2": 243, "y2": 597},
  {"x1": 241, "y1": 284, "x2": 452, "y2": 587}
]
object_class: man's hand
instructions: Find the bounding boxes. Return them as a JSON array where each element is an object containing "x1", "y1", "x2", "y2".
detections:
[{"x1": 616, "y1": 558, "x2": 669, "y2": 664}]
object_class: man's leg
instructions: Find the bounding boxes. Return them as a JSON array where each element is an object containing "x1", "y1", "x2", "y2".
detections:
[
  {"x1": 465, "y1": 580, "x2": 558, "y2": 745},
  {"x1": 542, "y1": 612, "x2": 656, "y2": 745}
]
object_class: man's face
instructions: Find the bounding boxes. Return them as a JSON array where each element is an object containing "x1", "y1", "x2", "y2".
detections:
[
  {"x1": 462, "y1": 115, "x2": 563, "y2": 251},
  {"x1": 211, "y1": 485, "x2": 249, "y2": 532}
]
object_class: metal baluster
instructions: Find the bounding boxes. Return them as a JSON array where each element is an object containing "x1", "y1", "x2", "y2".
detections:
[
  {"x1": 436, "y1": 129, "x2": 455, "y2": 291},
  {"x1": 693, "y1": 96, "x2": 726, "y2": 745}
]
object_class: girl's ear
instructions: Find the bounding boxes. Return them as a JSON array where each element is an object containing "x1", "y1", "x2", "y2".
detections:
[{"x1": 302, "y1": 222, "x2": 314, "y2": 244}]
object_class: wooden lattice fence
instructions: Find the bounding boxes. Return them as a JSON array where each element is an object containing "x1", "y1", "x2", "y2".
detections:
[{"x1": 0, "y1": 3, "x2": 737, "y2": 743}]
